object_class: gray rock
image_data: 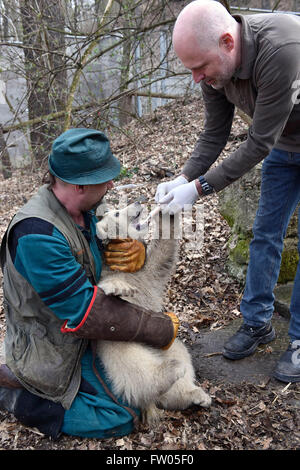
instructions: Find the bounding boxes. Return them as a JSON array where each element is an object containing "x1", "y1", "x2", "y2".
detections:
[{"x1": 218, "y1": 164, "x2": 299, "y2": 303}]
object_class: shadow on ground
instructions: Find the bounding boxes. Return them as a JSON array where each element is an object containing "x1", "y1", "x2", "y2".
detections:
[{"x1": 190, "y1": 313, "x2": 291, "y2": 387}]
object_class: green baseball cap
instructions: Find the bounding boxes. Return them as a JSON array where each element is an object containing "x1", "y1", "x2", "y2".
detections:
[{"x1": 48, "y1": 128, "x2": 121, "y2": 184}]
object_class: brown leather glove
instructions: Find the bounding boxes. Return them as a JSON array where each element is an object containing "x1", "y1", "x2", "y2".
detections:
[
  {"x1": 62, "y1": 288, "x2": 175, "y2": 349},
  {"x1": 104, "y1": 238, "x2": 145, "y2": 273},
  {"x1": 162, "y1": 312, "x2": 180, "y2": 350}
]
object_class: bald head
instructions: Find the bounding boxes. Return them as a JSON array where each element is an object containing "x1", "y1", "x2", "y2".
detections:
[
  {"x1": 173, "y1": 0, "x2": 237, "y2": 51},
  {"x1": 172, "y1": 0, "x2": 241, "y2": 89}
]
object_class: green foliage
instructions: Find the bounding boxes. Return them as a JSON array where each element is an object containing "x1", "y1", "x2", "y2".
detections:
[{"x1": 115, "y1": 165, "x2": 139, "y2": 180}]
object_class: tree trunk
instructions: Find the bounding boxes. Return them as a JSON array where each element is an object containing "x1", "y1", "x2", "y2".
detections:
[
  {"x1": 0, "y1": 125, "x2": 12, "y2": 179},
  {"x1": 19, "y1": 0, "x2": 67, "y2": 167}
]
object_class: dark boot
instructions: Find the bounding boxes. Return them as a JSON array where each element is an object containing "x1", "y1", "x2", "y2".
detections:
[
  {"x1": 0, "y1": 364, "x2": 23, "y2": 413},
  {"x1": 223, "y1": 322, "x2": 276, "y2": 360},
  {"x1": 273, "y1": 341, "x2": 300, "y2": 383},
  {"x1": 0, "y1": 364, "x2": 22, "y2": 389},
  {"x1": 0, "y1": 387, "x2": 23, "y2": 413}
]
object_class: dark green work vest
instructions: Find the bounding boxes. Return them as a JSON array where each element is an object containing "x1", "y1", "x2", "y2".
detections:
[{"x1": 0, "y1": 185, "x2": 97, "y2": 409}]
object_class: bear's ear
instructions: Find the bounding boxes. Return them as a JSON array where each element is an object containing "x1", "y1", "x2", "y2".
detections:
[
  {"x1": 96, "y1": 218, "x2": 109, "y2": 240},
  {"x1": 96, "y1": 197, "x2": 109, "y2": 218}
]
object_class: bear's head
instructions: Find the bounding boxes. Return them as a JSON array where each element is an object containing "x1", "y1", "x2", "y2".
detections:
[{"x1": 96, "y1": 202, "x2": 148, "y2": 241}]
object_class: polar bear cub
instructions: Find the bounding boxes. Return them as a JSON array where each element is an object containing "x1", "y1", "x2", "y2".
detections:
[{"x1": 96, "y1": 202, "x2": 211, "y2": 423}]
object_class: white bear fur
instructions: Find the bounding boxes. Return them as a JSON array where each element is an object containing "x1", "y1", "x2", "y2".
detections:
[{"x1": 96, "y1": 202, "x2": 211, "y2": 424}]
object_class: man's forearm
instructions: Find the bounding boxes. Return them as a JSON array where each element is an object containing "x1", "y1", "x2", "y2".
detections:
[
  {"x1": 182, "y1": 82, "x2": 235, "y2": 182},
  {"x1": 61, "y1": 287, "x2": 175, "y2": 349}
]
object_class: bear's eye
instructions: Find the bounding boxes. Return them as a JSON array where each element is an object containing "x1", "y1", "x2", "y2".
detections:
[{"x1": 115, "y1": 211, "x2": 120, "y2": 217}]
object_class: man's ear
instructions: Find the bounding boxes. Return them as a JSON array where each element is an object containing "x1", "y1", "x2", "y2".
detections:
[
  {"x1": 74, "y1": 184, "x2": 85, "y2": 194},
  {"x1": 219, "y1": 32, "x2": 234, "y2": 52}
]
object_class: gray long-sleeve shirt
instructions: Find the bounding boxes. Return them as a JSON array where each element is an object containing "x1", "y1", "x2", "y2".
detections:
[{"x1": 182, "y1": 13, "x2": 300, "y2": 192}]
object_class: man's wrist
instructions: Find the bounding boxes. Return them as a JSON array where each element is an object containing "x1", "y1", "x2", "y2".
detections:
[
  {"x1": 195, "y1": 178, "x2": 202, "y2": 195},
  {"x1": 197, "y1": 176, "x2": 214, "y2": 196}
]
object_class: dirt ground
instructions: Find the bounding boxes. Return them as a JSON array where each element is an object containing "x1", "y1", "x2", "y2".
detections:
[{"x1": 0, "y1": 97, "x2": 299, "y2": 451}]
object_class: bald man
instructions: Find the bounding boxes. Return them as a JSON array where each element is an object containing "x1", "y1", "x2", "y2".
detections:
[{"x1": 155, "y1": 0, "x2": 300, "y2": 383}]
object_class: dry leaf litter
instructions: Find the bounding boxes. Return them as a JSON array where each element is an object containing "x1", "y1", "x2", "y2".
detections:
[{"x1": 0, "y1": 97, "x2": 299, "y2": 450}]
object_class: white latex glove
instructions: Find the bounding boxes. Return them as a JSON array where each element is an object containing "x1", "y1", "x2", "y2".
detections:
[
  {"x1": 155, "y1": 175, "x2": 188, "y2": 203},
  {"x1": 159, "y1": 180, "x2": 199, "y2": 215}
]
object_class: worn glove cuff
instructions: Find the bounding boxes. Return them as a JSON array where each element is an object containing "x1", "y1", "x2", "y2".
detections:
[{"x1": 161, "y1": 312, "x2": 180, "y2": 350}]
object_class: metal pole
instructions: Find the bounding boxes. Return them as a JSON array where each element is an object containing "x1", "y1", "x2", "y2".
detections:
[{"x1": 231, "y1": 5, "x2": 300, "y2": 15}]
